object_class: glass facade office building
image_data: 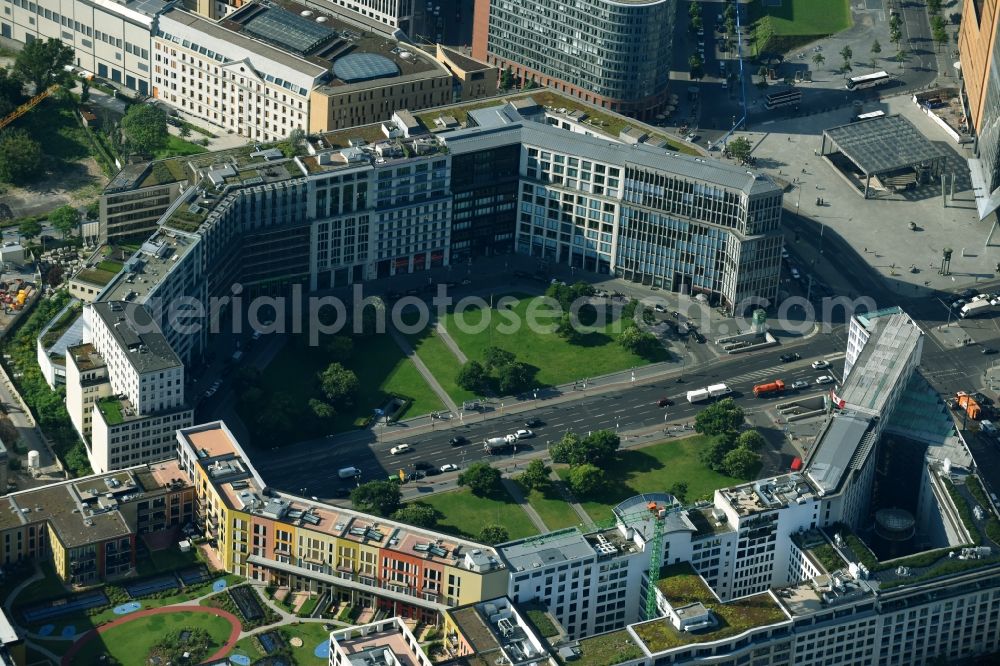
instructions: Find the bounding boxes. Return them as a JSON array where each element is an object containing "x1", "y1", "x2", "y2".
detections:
[{"x1": 473, "y1": 0, "x2": 675, "y2": 117}]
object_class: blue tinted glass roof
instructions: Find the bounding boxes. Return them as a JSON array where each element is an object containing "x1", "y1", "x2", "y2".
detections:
[{"x1": 333, "y1": 53, "x2": 399, "y2": 83}]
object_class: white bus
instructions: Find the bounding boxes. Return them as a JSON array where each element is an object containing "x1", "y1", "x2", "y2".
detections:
[
  {"x1": 853, "y1": 110, "x2": 886, "y2": 122},
  {"x1": 845, "y1": 71, "x2": 891, "y2": 90}
]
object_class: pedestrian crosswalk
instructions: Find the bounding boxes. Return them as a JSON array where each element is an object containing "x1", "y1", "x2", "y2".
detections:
[{"x1": 726, "y1": 354, "x2": 846, "y2": 386}]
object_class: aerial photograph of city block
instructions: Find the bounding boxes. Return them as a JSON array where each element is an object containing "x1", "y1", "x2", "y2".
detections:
[{"x1": 0, "y1": 0, "x2": 997, "y2": 664}]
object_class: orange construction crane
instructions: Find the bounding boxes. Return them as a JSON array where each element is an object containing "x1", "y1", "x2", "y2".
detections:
[{"x1": 0, "y1": 85, "x2": 59, "y2": 131}]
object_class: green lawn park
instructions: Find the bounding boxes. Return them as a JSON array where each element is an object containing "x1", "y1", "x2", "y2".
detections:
[{"x1": 441, "y1": 294, "x2": 669, "y2": 388}]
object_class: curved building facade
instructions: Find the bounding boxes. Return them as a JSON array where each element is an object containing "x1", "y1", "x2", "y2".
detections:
[{"x1": 472, "y1": 0, "x2": 675, "y2": 118}]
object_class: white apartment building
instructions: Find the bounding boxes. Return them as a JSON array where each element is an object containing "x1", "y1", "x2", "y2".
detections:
[
  {"x1": 70, "y1": 300, "x2": 192, "y2": 472},
  {"x1": 153, "y1": 8, "x2": 322, "y2": 143},
  {"x1": 0, "y1": 0, "x2": 166, "y2": 95}
]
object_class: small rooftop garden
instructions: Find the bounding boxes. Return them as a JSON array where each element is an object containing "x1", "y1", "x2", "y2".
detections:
[
  {"x1": 634, "y1": 563, "x2": 787, "y2": 652},
  {"x1": 40, "y1": 302, "x2": 82, "y2": 348},
  {"x1": 572, "y1": 629, "x2": 644, "y2": 666},
  {"x1": 74, "y1": 268, "x2": 118, "y2": 287},
  {"x1": 96, "y1": 397, "x2": 123, "y2": 426}
]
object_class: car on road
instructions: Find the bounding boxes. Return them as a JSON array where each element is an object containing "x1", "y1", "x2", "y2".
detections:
[
  {"x1": 657, "y1": 397, "x2": 674, "y2": 407},
  {"x1": 515, "y1": 429, "x2": 534, "y2": 439},
  {"x1": 790, "y1": 267, "x2": 801, "y2": 279},
  {"x1": 779, "y1": 353, "x2": 801, "y2": 363},
  {"x1": 654, "y1": 304, "x2": 666, "y2": 312},
  {"x1": 815, "y1": 376, "x2": 834, "y2": 385},
  {"x1": 781, "y1": 247, "x2": 789, "y2": 259},
  {"x1": 685, "y1": 133, "x2": 701, "y2": 142},
  {"x1": 440, "y1": 463, "x2": 460, "y2": 473},
  {"x1": 332, "y1": 488, "x2": 352, "y2": 498},
  {"x1": 449, "y1": 436, "x2": 468, "y2": 446},
  {"x1": 791, "y1": 380, "x2": 809, "y2": 390},
  {"x1": 414, "y1": 461, "x2": 434, "y2": 471},
  {"x1": 811, "y1": 360, "x2": 830, "y2": 370},
  {"x1": 460, "y1": 278, "x2": 472, "y2": 285},
  {"x1": 693, "y1": 332, "x2": 707, "y2": 344},
  {"x1": 984, "y1": 348, "x2": 998, "y2": 355},
  {"x1": 203, "y1": 379, "x2": 222, "y2": 398},
  {"x1": 524, "y1": 419, "x2": 543, "y2": 428},
  {"x1": 390, "y1": 444, "x2": 412, "y2": 455}
]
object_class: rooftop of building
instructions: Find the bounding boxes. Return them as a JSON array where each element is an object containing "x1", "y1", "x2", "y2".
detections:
[
  {"x1": 776, "y1": 570, "x2": 876, "y2": 617},
  {"x1": 719, "y1": 472, "x2": 819, "y2": 517},
  {"x1": 87, "y1": 0, "x2": 170, "y2": 25},
  {"x1": 66, "y1": 343, "x2": 106, "y2": 374},
  {"x1": 497, "y1": 529, "x2": 596, "y2": 573},
  {"x1": 0, "y1": 466, "x2": 176, "y2": 547},
  {"x1": 563, "y1": 629, "x2": 645, "y2": 666},
  {"x1": 331, "y1": 618, "x2": 427, "y2": 666},
  {"x1": 804, "y1": 412, "x2": 878, "y2": 496},
  {"x1": 101, "y1": 230, "x2": 199, "y2": 303},
  {"x1": 435, "y1": 45, "x2": 492, "y2": 74},
  {"x1": 179, "y1": 422, "x2": 503, "y2": 570},
  {"x1": 214, "y1": 0, "x2": 441, "y2": 89},
  {"x1": 823, "y1": 113, "x2": 948, "y2": 176},
  {"x1": 686, "y1": 504, "x2": 736, "y2": 537},
  {"x1": 839, "y1": 310, "x2": 923, "y2": 415},
  {"x1": 439, "y1": 102, "x2": 781, "y2": 197},
  {"x1": 791, "y1": 528, "x2": 849, "y2": 574},
  {"x1": 90, "y1": 301, "x2": 182, "y2": 375},
  {"x1": 632, "y1": 563, "x2": 788, "y2": 653},
  {"x1": 161, "y1": 7, "x2": 327, "y2": 89},
  {"x1": 298, "y1": 131, "x2": 448, "y2": 176},
  {"x1": 449, "y1": 598, "x2": 550, "y2": 666}
]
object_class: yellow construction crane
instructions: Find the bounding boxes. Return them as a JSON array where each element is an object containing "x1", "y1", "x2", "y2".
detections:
[{"x1": 0, "y1": 84, "x2": 59, "y2": 132}]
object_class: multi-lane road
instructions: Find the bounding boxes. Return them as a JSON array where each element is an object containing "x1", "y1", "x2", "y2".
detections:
[{"x1": 253, "y1": 331, "x2": 848, "y2": 498}]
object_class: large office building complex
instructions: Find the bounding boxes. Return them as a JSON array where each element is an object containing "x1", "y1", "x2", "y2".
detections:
[
  {"x1": 1, "y1": 0, "x2": 474, "y2": 141},
  {"x1": 471, "y1": 0, "x2": 675, "y2": 118},
  {"x1": 86, "y1": 97, "x2": 782, "y2": 321},
  {"x1": 960, "y1": 0, "x2": 1000, "y2": 219}
]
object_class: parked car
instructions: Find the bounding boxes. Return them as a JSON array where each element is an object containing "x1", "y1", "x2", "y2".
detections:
[
  {"x1": 791, "y1": 380, "x2": 809, "y2": 390},
  {"x1": 332, "y1": 488, "x2": 352, "y2": 498},
  {"x1": 780, "y1": 353, "x2": 800, "y2": 363},
  {"x1": 811, "y1": 360, "x2": 830, "y2": 370},
  {"x1": 423, "y1": 468, "x2": 441, "y2": 476},
  {"x1": 440, "y1": 463, "x2": 460, "y2": 473},
  {"x1": 390, "y1": 444, "x2": 412, "y2": 455},
  {"x1": 449, "y1": 436, "x2": 468, "y2": 446},
  {"x1": 658, "y1": 397, "x2": 674, "y2": 407},
  {"x1": 414, "y1": 461, "x2": 434, "y2": 471},
  {"x1": 515, "y1": 429, "x2": 534, "y2": 439},
  {"x1": 815, "y1": 376, "x2": 834, "y2": 385}
]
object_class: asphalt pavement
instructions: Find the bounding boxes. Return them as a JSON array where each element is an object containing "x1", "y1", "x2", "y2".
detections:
[{"x1": 254, "y1": 335, "x2": 846, "y2": 499}]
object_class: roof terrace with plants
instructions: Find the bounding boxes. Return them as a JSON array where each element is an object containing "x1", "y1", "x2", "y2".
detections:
[{"x1": 630, "y1": 563, "x2": 789, "y2": 654}]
